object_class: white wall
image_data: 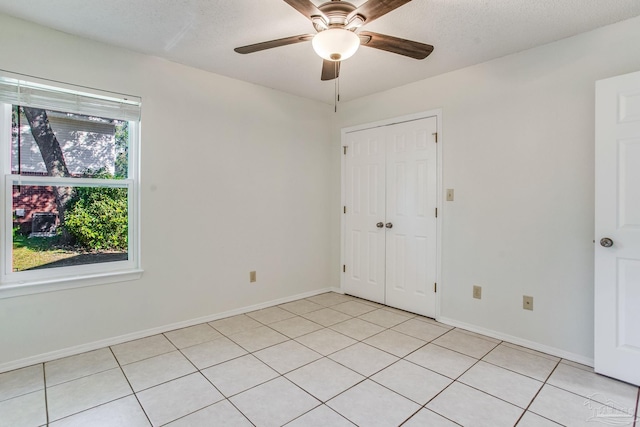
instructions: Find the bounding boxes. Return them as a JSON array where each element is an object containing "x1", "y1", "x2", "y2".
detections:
[
  {"x1": 0, "y1": 14, "x2": 334, "y2": 368},
  {"x1": 335, "y1": 16, "x2": 640, "y2": 362}
]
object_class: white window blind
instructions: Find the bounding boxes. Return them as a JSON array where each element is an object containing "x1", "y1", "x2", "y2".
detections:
[{"x1": 0, "y1": 75, "x2": 141, "y2": 121}]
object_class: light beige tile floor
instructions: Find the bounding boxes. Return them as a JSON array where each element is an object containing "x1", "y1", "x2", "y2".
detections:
[{"x1": 1, "y1": 292, "x2": 638, "y2": 427}]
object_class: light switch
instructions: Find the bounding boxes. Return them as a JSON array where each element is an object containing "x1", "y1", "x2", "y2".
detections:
[{"x1": 446, "y1": 189, "x2": 454, "y2": 201}]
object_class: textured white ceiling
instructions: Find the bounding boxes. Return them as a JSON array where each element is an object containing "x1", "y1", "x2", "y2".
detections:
[{"x1": 1, "y1": 0, "x2": 639, "y2": 104}]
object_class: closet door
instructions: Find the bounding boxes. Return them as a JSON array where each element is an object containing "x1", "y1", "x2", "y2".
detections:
[
  {"x1": 343, "y1": 127, "x2": 387, "y2": 303},
  {"x1": 385, "y1": 117, "x2": 438, "y2": 317}
]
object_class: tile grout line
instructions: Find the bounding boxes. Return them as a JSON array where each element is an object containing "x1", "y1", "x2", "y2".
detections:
[
  {"x1": 412, "y1": 342, "x2": 500, "y2": 421},
  {"x1": 539, "y1": 362, "x2": 637, "y2": 412},
  {"x1": 479, "y1": 349, "x2": 560, "y2": 383},
  {"x1": 454, "y1": 380, "x2": 536, "y2": 413},
  {"x1": 396, "y1": 405, "x2": 426, "y2": 427},
  {"x1": 42, "y1": 362, "x2": 49, "y2": 426},
  {"x1": 172, "y1": 338, "x2": 231, "y2": 421},
  {"x1": 224, "y1": 399, "x2": 257, "y2": 427},
  {"x1": 533, "y1": 358, "x2": 633, "y2": 417},
  {"x1": 108, "y1": 346, "x2": 153, "y2": 427},
  {"x1": 633, "y1": 387, "x2": 640, "y2": 427},
  {"x1": 111, "y1": 337, "x2": 178, "y2": 368},
  {"x1": 282, "y1": 403, "x2": 354, "y2": 426},
  {"x1": 276, "y1": 375, "x2": 325, "y2": 424},
  {"x1": 512, "y1": 358, "x2": 562, "y2": 426},
  {"x1": 116, "y1": 333, "x2": 252, "y2": 426},
  {"x1": 45, "y1": 369, "x2": 115, "y2": 388},
  {"x1": 148, "y1": 335, "x2": 254, "y2": 426},
  {"x1": 46, "y1": 383, "x2": 148, "y2": 424}
]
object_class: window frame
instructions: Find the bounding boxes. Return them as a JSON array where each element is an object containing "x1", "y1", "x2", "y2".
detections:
[{"x1": 0, "y1": 74, "x2": 142, "y2": 299}]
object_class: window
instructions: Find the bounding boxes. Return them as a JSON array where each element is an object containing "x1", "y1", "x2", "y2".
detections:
[{"x1": 0, "y1": 73, "x2": 142, "y2": 298}]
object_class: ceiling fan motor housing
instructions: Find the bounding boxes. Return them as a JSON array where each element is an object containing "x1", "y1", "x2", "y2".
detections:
[{"x1": 313, "y1": 1, "x2": 358, "y2": 32}]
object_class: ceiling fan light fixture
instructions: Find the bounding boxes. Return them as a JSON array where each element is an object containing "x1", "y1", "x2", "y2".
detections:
[{"x1": 312, "y1": 28, "x2": 360, "y2": 61}]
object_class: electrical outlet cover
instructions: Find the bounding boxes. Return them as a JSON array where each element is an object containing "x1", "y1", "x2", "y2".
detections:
[
  {"x1": 473, "y1": 285, "x2": 482, "y2": 299},
  {"x1": 523, "y1": 295, "x2": 533, "y2": 310}
]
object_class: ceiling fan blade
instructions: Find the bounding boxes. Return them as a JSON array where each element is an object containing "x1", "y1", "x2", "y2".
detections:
[
  {"x1": 349, "y1": 0, "x2": 411, "y2": 25},
  {"x1": 321, "y1": 60, "x2": 340, "y2": 81},
  {"x1": 283, "y1": 0, "x2": 328, "y2": 21},
  {"x1": 359, "y1": 31, "x2": 433, "y2": 59},
  {"x1": 234, "y1": 34, "x2": 313, "y2": 54}
]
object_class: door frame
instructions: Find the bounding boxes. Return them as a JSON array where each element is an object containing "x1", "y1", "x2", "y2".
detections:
[{"x1": 340, "y1": 109, "x2": 443, "y2": 319}]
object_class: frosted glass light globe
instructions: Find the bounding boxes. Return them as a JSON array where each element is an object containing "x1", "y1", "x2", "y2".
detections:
[{"x1": 312, "y1": 28, "x2": 360, "y2": 61}]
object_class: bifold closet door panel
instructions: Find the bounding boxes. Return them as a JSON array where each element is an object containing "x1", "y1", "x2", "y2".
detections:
[
  {"x1": 344, "y1": 127, "x2": 387, "y2": 304},
  {"x1": 385, "y1": 117, "x2": 438, "y2": 317}
]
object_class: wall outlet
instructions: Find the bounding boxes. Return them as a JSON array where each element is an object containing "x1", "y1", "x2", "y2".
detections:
[
  {"x1": 473, "y1": 285, "x2": 482, "y2": 299},
  {"x1": 523, "y1": 295, "x2": 533, "y2": 310},
  {"x1": 446, "y1": 189, "x2": 455, "y2": 201},
  {"x1": 249, "y1": 271, "x2": 256, "y2": 283}
]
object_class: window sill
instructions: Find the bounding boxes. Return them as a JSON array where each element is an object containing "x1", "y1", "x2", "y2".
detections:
[{"x1": 0, "y1": 269, "x2": 144, "y2": 299}]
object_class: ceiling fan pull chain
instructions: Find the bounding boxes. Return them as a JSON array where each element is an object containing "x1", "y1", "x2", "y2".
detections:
[
  {"x1": 333, "y1": 61, "x2": 339, "y2": 113},
  {"x1": 334, "y1": 61, "x2": 341, "y2": 113}
]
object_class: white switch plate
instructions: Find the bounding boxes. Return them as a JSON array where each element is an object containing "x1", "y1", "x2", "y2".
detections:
[{"x1": 446, "y1": 189, "x2": 454, "y2": 201}]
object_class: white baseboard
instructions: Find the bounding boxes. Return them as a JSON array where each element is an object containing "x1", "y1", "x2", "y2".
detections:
[
  {"x1": 0, "y1": 287, "x2": 337, "y2": 374},
  {"x1": 438, "y1": 316, "x2": 594, "y2": 367}
]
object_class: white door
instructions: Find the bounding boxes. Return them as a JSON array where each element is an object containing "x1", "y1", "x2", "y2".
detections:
[
  {"x1": 343, "y1": 117, "x2": 438, "y2": 317},
  {"x1": 343, "y1": 126, "x2": 387, "y2": 304},
  {"x1": 595, "y1": 70, "x2": 640, "y2": 386},
  {"x1": 385, "y1": 117, "x2": 438, "y2": 316}
]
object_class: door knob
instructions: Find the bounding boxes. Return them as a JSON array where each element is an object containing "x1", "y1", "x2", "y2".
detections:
[
  {"x1": 385, "y1": 222, "x2": 393, "y2": 229},
  {"x1": 600, "y1": 237, "x2": 613, "y2": 247},
  {"x1": 376, "y1": 222, "x2": 384, "y2": 228}
]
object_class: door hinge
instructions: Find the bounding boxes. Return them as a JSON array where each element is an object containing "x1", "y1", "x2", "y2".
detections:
[
  {"x1": 343, "y1": 146, "x2": 347, "y2": 155},
  {"x1": 343, "y1": 265, "x2": 346, "y2": 273},
  {"x1": 434, "y1": 283, "x2": 437, "y2": 293},
  {"x1": 343, "y1": 206, "x2": 346, "y2": 214},
  {"x1": 435, "y1": 207, "x2": 438, "y2": 218},
  {"x1": 433, "y1": 132, "x2": 438, "y2": 143}
]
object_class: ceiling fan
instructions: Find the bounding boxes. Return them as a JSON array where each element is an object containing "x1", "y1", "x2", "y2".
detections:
[{"x1": 234, "y1": 0, "x2": 434, "y2": 81}]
